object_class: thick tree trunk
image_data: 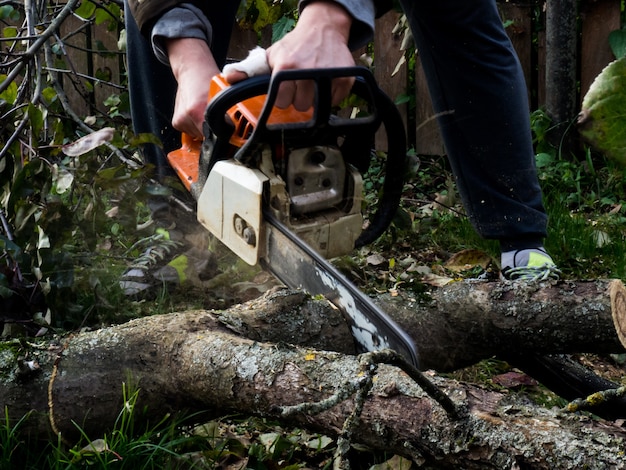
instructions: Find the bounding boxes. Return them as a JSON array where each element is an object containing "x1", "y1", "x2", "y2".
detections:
[
  {"x1": 379, "y1": 279, "x2": 626, "y2": 370},
  {"x1": 3, "y1": 280, "x2": 626, "y2": 467}
]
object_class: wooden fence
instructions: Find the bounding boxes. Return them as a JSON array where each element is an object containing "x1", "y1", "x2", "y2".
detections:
[{"x1": 61, "y1": 0, "x2": 623, "y2": 155}]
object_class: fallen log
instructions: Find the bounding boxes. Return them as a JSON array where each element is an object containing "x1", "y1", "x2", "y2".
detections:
[
  {"x1": 0, "y1": 281, "x2": 624, "y2": 468},
  {"x1": 217, "y1": 279, "x2": 626, "y2": 422},
  {"x1": 378, "y1": 279, "x2": 626, "y2": 371},
  {"x1": 2, "y1": 295, "x2": 626, "y2": 468},
  {"x1": 214, "y1": 280, "x2": 626, "y2": 421},
  {"x1": 223, "y1": 279, "x2": 626, "y2": 370}
]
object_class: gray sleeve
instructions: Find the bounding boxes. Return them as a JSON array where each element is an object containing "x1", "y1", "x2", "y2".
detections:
[
  {"x1": 150, "y1": 3, "x2": 213, "y2": 66},
  {"x1": 299, "y1": 0, "x2": 376, "y2": 50}
]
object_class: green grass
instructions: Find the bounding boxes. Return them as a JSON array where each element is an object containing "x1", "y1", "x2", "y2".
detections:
[
  {"x1": 0, "y1": 387, "x2": 343, "y2": 470},
  {"x1": 544, "y1": 195, "x2": 626, "y2": 280},
  {"x1": 1, "y1": 385, "x2": 211, "y2": 469},
  {"x1": 537, "y1": 146, "x2": 626, "y2": 280}
]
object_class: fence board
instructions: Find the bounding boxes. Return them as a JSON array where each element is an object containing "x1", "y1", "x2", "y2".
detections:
[
  {"x1": 59, "y1": 15, "x2": 91, "y2": 116},
  {"x1": 227, "y1": 26, "x2": 271, "y2": 62},
  {"x1": 92, "y1": 23, "x2": 122, "y2": 112},
  {"x1": 499, "y1": 2, "x2": 534, "y2": 105},
  {"x1": 580, "y1": 0, "x2": 621, "y2": 99},
  {"x1": 413, "y1": 57, "x2": 446, "y2": 156},
  {"x1": 374, "y1": 11, "x2": 408, "y2": 152},
  {"x1": 537, "y1": 28, "x2": 546, "y2": 108}
]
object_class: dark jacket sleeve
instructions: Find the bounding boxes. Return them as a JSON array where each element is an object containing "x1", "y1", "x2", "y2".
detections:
[
  {"x1": 129, "y1": 0, "x2": 394, "y2": 44},
  {"x1": 128, "y1": 0, "x2": 210, "y2": 36}
]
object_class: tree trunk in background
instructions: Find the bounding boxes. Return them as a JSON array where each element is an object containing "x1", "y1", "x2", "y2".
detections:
[{"x1": 545, "y1": 0, "x2": 578, "y2": 149}]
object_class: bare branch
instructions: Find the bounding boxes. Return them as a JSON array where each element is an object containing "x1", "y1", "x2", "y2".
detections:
[{"x1": 0, "y1": 0, "x2": 80, "y2": 94}]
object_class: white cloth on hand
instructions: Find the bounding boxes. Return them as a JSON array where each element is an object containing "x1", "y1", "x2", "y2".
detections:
[{"x1": 223, "y1": 46, "x2": 271, "y2": 77}]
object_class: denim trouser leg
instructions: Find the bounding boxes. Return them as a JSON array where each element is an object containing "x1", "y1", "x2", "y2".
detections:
[{"x1": 399, "y1": 0, "x2": 547, "y2": 244}]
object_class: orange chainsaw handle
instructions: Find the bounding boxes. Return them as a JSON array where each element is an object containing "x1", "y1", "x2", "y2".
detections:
[
  {"x1": 167, "y1": 75, "x2": 312, "y2": 191},
  {"x1": 167, "y1": 132, "x2": 202, "y2": 191}
]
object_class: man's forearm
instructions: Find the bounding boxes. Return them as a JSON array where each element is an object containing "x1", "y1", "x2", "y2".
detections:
[
  {"x1": 298, "y1": 0, "x2": 378, "y2": 50},
  {"x1": 166, "y1": 38, "x2": 217, "y2": 80},
  {"x1": 150, "y1": 4, "x2": 212, "y2": 66}
]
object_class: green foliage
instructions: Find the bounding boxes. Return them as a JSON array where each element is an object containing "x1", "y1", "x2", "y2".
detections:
[
  {"x1": 237, "y1": 0, "x2": 298, "y2": 39},
  {"x1": 609, "y1": 28, "x2": 626, "y2": 59},
  {"x1": 272, "y1": 15, "x2": 296, "y2": 42},
  {"x1": 532, "y1": 109, "x2": 626, "y2": 280},
  {"x1": 0, "y1": 408, "x2": 45, "y2": 467},
  {"x1": 73, "y1": 0, "x2": 121, "y2": 31},
  {"x1": 74, "y1": 0, "x2": 97, "y2": 20},
  {"x1": 1, "y1": 385, "x2": 211, "y2": 469},
  {"x1": 0, "y1": 5, "x2": 20, "y2": 22},
  {"x1": 0, "y1": 0, "x2": 159, "y2": 332}
]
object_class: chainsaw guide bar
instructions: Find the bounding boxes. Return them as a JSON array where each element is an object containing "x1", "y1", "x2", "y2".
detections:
[{"x1": 262, "y1": 210, "x2": 420, "y2": 367}]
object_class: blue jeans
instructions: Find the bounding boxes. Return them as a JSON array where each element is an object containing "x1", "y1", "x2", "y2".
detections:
[{"x1": 400, "y1": 0, "x2": 547, "y2": 247}]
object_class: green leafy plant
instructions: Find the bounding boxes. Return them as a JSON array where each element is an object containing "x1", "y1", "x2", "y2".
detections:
[
  {"x1": 59, "y1": 384, "x2": 203, "y2": 468},
  {"x1": 1, "y1": 384, "x2": 212, "y2": 469},
  {"x1": 532, "y1": 107, "x2": 626, "y2": 280},
  {"x1": 578, "y1": 57, "x2": 626, "y2": 166},
  {"x1": 0, "y1": 0, "x2": 174, "y2": 332},
  {"x1": 609, "y1": 28, "x2": 626, "y2": 59},
  {"x1": 236, "y1": 0, "x2": 298, "y2": 40}
]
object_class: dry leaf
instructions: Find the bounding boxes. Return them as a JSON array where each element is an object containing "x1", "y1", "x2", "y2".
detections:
[
  {"x1": 370, "y1": 454, "x2": 413, "y2": 470},
  {"x1": 444, "y1": 249, "x2": 493, "y2": 273},
  {"x1": 62, "y1": 127, "x2": 115, "y2": 156},
  {"x1": 366, "y1": 253, "x2": 388, "y2": 266},
  {"x1": 420, "y1": 273, "x2": 453, "y2": 287},
  {"x1": 492, "y1": 371, "x2": 538, "y2": 389}
]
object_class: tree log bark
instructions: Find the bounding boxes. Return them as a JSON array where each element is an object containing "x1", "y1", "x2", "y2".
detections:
[
  {"x1": 3, "y1": 280, "x2": 626, "y2": 467},
  {"x1": 2, "y1": 292, "x2": 626, "y2": 468},
  {"x1": 222, "y1": 280, "x2": 626, "y2": 371},
  {"x1": 377, "y1": 279, "x2": 626, "y2": 370}
]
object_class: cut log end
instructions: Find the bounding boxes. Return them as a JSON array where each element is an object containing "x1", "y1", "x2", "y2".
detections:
[{"x1": 610, "y1": 279, "x2": 626, "y2": 349}]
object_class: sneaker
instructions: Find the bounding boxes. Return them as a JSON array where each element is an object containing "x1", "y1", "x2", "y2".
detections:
[
  {"x1": 500, "y1": 248, "x2": 561, "y2": 282},
  {"x1": 120, "y1": 233, "x2": 220, "y2": 295},
  {"x1": 119, "y1": 193, "x2": 218, "y2": 297},
  {"x1": 119, "y1": 228, "x2": 184, "y2": 297}
]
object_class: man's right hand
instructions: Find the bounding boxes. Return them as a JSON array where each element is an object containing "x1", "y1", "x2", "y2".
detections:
[
  {"x1": 166, "y1": 37, "x2": 219, "y2": 140},
  {"x1": 225, "y1": 1, "x2": 356, "y2": 111}
]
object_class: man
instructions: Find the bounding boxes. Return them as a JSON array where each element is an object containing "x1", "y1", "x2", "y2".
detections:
[{"x1": 126, "y1": 0, "x2": 560, "y2": 281}]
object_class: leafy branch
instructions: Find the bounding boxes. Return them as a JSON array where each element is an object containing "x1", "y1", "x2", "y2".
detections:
[{"x1": 0, "y1": 0, "x2": 153, "y2": 328}]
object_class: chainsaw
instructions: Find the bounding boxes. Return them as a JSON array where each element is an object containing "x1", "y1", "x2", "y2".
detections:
[{"x1": 167, "y1": 67, "x2": 419, "y2": 367}]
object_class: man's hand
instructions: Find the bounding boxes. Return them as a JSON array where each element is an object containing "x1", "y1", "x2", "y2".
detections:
[
  {"x1": 225, "y1": 1, "x2": 355, "y2": 110},
  {"x1": 166, "y1": 38, "x2": 219, "y2": 139}
]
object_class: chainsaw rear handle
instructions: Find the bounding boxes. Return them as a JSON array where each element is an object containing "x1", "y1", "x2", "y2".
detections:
[{"x1": 203, "y1": 67, "x2": 407, "y2": 247}]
